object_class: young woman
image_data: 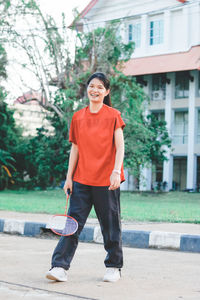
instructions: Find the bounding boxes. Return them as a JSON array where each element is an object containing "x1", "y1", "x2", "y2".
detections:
[{"x1": 46, "y1": 72, "x2": 125, "y2": 283}]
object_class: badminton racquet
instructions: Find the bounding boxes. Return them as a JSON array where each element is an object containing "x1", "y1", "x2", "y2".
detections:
[{"x1": 49, "y1": 188, "x2": 78, "y2": 236}]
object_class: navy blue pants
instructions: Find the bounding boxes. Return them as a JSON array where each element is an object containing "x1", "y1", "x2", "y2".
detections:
[{"x1": 51, "y1": 181, "x2": 123, "y2": 270}]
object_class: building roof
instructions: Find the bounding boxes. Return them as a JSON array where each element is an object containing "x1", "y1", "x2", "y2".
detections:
[
  {"x1": 77, "y1": 0, "x2": 187, "y2": 20},
  {"x1": 14, "y1": 90, "x2": 45, "y2": 105},
  {"x1": 79, "y1": 0, "x2": 99, "y2": 19},
  {"x1": 123, "y1": 45, "x2": 200, "y2": 76},
  {"x1": 69, "y1": 0, "x2": 99, "y2": 28}
]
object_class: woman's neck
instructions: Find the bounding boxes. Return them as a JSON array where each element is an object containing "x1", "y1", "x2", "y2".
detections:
[{"x1": 89, "y1": 102, "x2": 103, "y2": 113}]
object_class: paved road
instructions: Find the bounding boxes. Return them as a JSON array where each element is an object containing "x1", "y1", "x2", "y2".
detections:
[{"x1": 0, "y1": 234, "x2": 200, "y2": 300}]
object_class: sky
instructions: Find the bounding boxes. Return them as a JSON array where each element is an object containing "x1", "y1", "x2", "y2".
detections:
[
  {"x1": 39, "y1": 0, "x2": 90, "y2": 27},
  {"x1": 5, "y1": 0, "x2": 90, "y2": 102}
]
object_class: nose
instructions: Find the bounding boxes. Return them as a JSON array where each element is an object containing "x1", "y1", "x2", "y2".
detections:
[{"x1": 90, "y1": 86, "x2": 98, "y2": 92}]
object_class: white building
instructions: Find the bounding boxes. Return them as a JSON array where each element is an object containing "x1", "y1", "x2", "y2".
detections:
[
  {"x1": 78, "y1": 0, "x2": 200, "y2": 191},
  {"x1": 10, "y1": 91, "x2": 54, "y2": 137}
]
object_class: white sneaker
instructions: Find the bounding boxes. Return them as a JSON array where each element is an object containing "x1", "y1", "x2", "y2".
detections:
[
  {"x1": 46, "y1": 267, "x2": 67, "y2": 282},
  {"x1": 103, "y1": 268, "x2": 121, "y2": 282}
]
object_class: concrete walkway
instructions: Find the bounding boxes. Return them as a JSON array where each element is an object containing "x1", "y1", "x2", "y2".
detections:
[
  {"x1": 1, "y1": 234, "x2": 200, "y2": 300},
  {"x1": 0, "y1": 210, "x2": 200, "y2": 252}
]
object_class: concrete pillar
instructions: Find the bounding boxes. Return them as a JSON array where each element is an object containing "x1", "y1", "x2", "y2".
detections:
[
  {"x1": 121, "y1": 169, "x2": 135, "y2": 191},
  {"x1": 139, "y1": 75, "x2": 152, "y2": 191},
  {"x1": 186, "y1": 70, "x2": 197, "y2": 190},
  {"x1": 163, "y1": 72, "x2": 174, "y2": 191},
  {"x1": 163, "y1": 155, "x2": 174, "y2": 191},
  {"x1": 141, "y1": 14, "x2": 148, "y2": 55},
  {"x1": 139, "y1": 166, "x2": 152, "y2": 191}
]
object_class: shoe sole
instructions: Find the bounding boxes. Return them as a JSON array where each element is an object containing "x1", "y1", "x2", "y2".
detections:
[
  {"x1": 103, "y1": 277, "x2": 120, "y2": 282},
  {"x1": 46, "y1": 273, "x2": 67, "y2": 282}
]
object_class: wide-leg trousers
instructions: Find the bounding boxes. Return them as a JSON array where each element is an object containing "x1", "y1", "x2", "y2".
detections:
[{"x1": 51, "y1": 181, "x2": 123, "y2": 270}]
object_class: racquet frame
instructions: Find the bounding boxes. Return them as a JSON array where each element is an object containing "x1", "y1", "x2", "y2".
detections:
[{"x1": 50, "y1": 189, "x2": 78, "y2": 236}]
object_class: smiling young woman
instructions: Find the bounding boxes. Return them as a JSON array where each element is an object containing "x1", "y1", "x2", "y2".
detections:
[
  {"x1": 46, "y1": 72, "x2": 126, "y2": 283},
  {"x1": 87, "y1": 77, "x2": 110, "y2": 112}
]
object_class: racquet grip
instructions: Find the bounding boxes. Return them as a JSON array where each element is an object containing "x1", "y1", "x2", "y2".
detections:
[{"x1": 67, "y1": 188, "x2": 71, "y2": 195}]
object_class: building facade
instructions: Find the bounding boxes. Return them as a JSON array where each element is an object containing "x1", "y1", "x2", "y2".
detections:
[
  {"x1": 10, "y1": 91, "x2": 54, "y2": 137},
  {"x1": 78, "y1": 0, "x2": 200, "y2": 191}
]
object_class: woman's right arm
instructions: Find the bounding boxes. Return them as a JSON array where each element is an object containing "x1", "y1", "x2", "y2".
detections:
[{"x1": 64, "y1": 143, "x2": 79, "y2": 194}]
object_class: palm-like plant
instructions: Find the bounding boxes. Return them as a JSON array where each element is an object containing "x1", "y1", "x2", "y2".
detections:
[{"x1": 0, "y1": 149, "x2": 16, "y2": 190}]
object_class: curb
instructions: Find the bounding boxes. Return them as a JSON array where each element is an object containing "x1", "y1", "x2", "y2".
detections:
[{"x1": 1, "y1": 218, "x2": 200, "y2": 253}]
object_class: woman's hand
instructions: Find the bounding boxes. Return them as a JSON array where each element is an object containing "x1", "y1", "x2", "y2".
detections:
[
  {"x1": 63, "y1": 177, "x2": 73, "y2": 195},
  {"x1": 109, "y1": 171, "x2": 121, "y2": 190}
]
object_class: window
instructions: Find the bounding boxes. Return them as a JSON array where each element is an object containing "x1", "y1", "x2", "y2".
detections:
[
  {"x1": 197, "y1": 110, "x2": 200, "y2": 144},
  {"x1": 173, "y1": 111, "x2": 188, "y2": 144},
  {"x1": 175, "y1": 71, "x2": 189, "y2": 99},
  {"x1": 149, "y1": 20, "x2": 164, "y2": 45},
  {"x1": 152, "y1": 111, "x2": 165, "y2": 122},
  {"x1": 151, "y1": 74, "x2": 166, "y2": 100},
  {"x1": 128, "y1": 23, "x2": 141, "y2": 48},
  {"x1": 152, "y1": 161, "x2": 163, "y2": 190},
  {"x1": 173, "y1": 157, "x2": 187, "y2": 191},
  {"x1": 128, "y1": 24, "x2": 132, "y2": 41}
]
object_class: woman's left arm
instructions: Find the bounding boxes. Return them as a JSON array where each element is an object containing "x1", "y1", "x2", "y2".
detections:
[{"x1": 109, "y1": 127, "x2": 124, "y2": 190}]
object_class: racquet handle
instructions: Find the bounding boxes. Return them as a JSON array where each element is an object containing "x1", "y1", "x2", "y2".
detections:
[{"x1": 65, "y1": 189, "x2": 70, "y2": 215}]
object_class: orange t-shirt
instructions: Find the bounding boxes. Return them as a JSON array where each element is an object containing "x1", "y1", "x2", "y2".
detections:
[{"x1": 69, "y1": 104, "x2": 125, "y2": 186}]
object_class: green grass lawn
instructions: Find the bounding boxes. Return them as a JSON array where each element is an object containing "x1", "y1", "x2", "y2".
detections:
[{"x1": 0, "y1": 189, "x2": 200, "y2": 223}]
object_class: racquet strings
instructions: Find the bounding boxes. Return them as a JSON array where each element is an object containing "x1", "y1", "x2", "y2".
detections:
[{"x1": 50, "y1": 214, "x2": 78, "y2": 235}]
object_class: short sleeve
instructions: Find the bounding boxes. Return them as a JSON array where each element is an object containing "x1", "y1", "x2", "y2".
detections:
[
  {"x1": 69, "y1": 115, "x2": 77, "y2": 144},
  {"x1": 114, "y1": 112, "x2": 126, "y2": 131}
]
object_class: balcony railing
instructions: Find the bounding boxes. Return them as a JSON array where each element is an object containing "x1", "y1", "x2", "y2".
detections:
[{"x1": 175, "y1": 88, "x2": 189, "y2": 99}]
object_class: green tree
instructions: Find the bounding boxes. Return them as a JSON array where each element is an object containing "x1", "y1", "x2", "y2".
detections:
[
  {"x1": 0, "y1": 44, "x2": 7, "y2": 81},
  {"x1": 0, "y1": 101, "x2": 21, "y2": 150},
  {"x1": 14, "y1": 128, "x2": 70, "y2": 189},
  {"x1": 0, "y1": 149, "x2": 15, "y2": 190},
  {"x1": 0, "y1": 1, "x2": 23, "y2": 189},
  {"x1": 0, "y1": 100, "x2": 22, "y2": 189}
]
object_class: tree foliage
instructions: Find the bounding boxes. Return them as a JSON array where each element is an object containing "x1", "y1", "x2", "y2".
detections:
[
  {"x1": 13, "y1": 127, "x2": 70, "y2": 189},
  {"x1": 0, "y1": 1, "x2": 23, "y2": 189},
  {"x1": 0, "y1": 100, "x2": 22, "y2": 189}
]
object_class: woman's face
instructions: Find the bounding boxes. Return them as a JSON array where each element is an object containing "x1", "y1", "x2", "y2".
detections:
[{"x1": 87, "y1": 78, "x2": 109, "y2": 105}]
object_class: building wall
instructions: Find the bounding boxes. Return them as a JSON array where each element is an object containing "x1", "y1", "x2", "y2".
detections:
[
  {"x1": 149, "y1": 70, "x2": 200, "y2": 191},
  {"x1": 83, "y1": 0, "x2": 200, "y2": 58},
  {"x1": 81, "y1": 0, "x2": 200, "y2": 191},
  {"x1": 10, "y1": 103, "x2": 54, "y2": 137}
]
